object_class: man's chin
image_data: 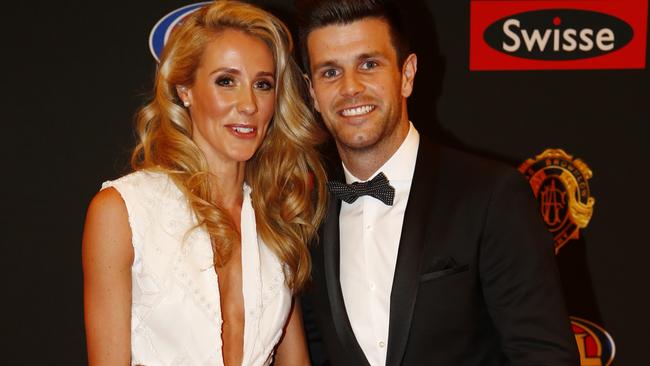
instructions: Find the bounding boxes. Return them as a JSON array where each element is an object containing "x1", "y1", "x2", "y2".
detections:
[{"x1": 336, "y1": 134, "x2": 382, "y2": 152}]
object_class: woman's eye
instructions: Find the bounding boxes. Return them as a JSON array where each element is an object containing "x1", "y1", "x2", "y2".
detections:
[
  {"x1": 255, "y1": 80, "x2": 274, "y2": 91},
  {"x1": 216, "y1": 77, "x2": 235, "y2": 87}
]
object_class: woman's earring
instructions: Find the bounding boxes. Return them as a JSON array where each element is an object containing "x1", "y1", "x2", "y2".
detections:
[{"x1": 183, "y1": 100, "x2": 190, "y2": 107}]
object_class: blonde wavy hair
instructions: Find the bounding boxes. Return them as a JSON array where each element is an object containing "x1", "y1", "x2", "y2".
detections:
[{"x1": 131, "y1": 0, "x2": 327, "y2": 292}]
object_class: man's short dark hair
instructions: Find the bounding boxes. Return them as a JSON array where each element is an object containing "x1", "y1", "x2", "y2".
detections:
[{"x1": 296, "y1": 0, "x2": 410, "y2": 74}]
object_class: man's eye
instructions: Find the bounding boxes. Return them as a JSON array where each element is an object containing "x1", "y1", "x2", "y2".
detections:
[
  {"x1": 216, "y1": 77, "x2": 235, "y2": 87},
  {"x1": 255, "y1": 80, "x2": 274, "y2": 91},
  {"x1": 322, "y1": 69, "x2": 339, "y2": 78},
  {"x1": 360, "y1": 60, "x2": 378, "y2": 70}
]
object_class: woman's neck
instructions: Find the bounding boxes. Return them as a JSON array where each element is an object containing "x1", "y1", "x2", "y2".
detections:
[{"x1": 208, "y1": 160, "x2": 246, "y2": 211}]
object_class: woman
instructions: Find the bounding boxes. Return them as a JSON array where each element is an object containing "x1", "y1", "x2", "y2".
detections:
[{"x1": 82, "y1": 1, "x2": 327, "y2": 365}]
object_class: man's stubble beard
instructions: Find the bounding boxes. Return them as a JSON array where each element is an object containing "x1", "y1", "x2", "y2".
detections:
[{"x1": 333, "y1": 101, "x2": 404, "y2": 159}]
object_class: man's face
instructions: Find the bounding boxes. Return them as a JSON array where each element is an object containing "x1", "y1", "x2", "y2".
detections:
[{"x1": 307, "y1": 17, "x2": 416, "y2": 156}]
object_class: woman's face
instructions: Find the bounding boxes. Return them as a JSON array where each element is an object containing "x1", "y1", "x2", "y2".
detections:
[{"x1": 180, "y1": 29, "x2": 276, "y2": 167}]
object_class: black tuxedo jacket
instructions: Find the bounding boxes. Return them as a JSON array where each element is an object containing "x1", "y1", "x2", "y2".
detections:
[{"x1": 304, "y1": 138, "x2": 579, "y2": 366}]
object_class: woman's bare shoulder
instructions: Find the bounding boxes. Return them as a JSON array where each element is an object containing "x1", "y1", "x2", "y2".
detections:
[{"x1": 83, "y1": 187, "x2": 133, "y2": 263}]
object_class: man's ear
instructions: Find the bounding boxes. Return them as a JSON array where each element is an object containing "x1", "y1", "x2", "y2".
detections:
[
  {"x1": 303, "y1": 73, "x2": 321, "y2": 112},
  {"x1": 401, "y1": 53, "x2": 417, "y2": 98},
  {"x1": 176, "y1": 85, "x2": 193, "y2": 107}
]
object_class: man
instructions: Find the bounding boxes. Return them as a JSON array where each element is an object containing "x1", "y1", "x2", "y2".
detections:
[{"x1": 297, "y1": 1, "x2": 579, "y2": 365}]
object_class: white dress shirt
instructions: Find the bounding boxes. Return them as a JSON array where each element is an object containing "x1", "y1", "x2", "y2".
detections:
[{"x1": 339, "y1": 123, "x2": 420, "y2": 366}]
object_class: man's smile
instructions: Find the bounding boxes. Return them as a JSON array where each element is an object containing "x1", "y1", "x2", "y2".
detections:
[{"x1": 339, "y1": 104, "x2": 376, "y2": 117}]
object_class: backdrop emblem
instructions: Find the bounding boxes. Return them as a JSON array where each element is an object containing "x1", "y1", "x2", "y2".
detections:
[
  {"x1": 519, "y1": 149, "x2": 595, "y2": 253},
  {"x1": 570, "y1": 316, "x2": 616, "y2": 366},
  {"x1": 149, "y1": 2, "x2": 211, "y2": 61}
]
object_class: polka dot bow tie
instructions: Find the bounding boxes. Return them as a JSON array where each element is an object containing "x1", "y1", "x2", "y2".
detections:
[{"x1": 327, "y1": 172, "x2": 395, "y2": 206}]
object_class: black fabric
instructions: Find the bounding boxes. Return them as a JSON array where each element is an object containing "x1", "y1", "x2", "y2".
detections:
[{"x1": 303, "y1": 138, "x2": 579, "y2": 366}]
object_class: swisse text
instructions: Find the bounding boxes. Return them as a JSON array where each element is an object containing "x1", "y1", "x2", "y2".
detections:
[
  {"x1": 484, "y1": 9, "x2": 634, "y2": 60},
  {"x1": 503, "y1": 19, "x2": 615, "y2": 52}
]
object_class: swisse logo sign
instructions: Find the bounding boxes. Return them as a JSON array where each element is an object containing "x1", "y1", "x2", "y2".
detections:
[
  {"x1": 470, "y1": 0, "x2": 648, "y2": 70},
  {"x1": 485, "y1": 10, "x2": 633, "y2": 60}
]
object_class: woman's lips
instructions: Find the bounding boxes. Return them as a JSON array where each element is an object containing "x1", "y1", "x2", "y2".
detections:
[{"x1": 225, "y1": 124, "x2": 257, "y2": 138}]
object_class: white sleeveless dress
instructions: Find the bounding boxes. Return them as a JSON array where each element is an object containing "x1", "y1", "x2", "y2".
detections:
[{"x1": 102, "y1": 171, "x2": 292, "y2": 366}]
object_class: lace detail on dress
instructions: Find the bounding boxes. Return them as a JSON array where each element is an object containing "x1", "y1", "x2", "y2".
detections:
[{"x1": 100, "y1": 171, "x2": 292, "y2": 366}]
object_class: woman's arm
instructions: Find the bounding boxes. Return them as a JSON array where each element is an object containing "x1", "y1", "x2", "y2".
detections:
[
  {"x1": 274, "y1": 298, "x2": 311, "y2": 366},
  {"x1": 82, "y1": 188, "x2": 133, "y2": 365}
]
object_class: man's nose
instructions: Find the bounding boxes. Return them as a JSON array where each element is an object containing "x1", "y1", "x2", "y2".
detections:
[{"x1": 340, "y1": 72, "x2": 365, "y2": 97}]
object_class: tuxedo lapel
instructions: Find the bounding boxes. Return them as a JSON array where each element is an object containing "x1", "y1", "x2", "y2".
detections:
[
  {"x1": 386, "y1": 140, "x2": 440, "y2": 366},
  {"x1": 323, "y1": 164, "x2": 371, "y2": 366}
]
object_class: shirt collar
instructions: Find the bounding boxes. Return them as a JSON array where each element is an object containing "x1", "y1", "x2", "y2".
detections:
[{"x1": 343, "y1": 122, "x2": 420, "y2": 184}]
